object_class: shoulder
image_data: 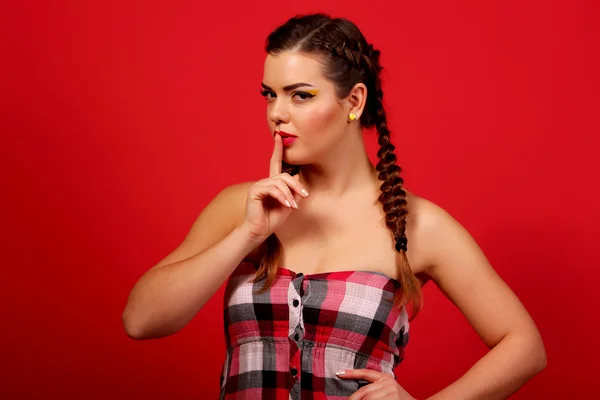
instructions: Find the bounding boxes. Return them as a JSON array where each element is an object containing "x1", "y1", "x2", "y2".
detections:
[
  {"x1": 210, "y1": 181, "x2": 256, "y2": 227},
  {"x1": 147, "y1": 180, "x2": 257, "y2": 270},
  {"x1": 181, "y1": 180, "x2": 257, "y2": 242},
  {"x1": 216, "y1": 181, "x2": 266, "y2": 263},
  {"x1": 405, "y1": 190, "x2": 453, "y2": 232},
  {"x1": 216, "y1": 181, "x2": 255, "y2": 202},
  {"x1": 404, "y1": 191, "x2": 474, "y2": 276},
  {"x1": 217, "y1": 180, "x2": 256, "y2": 197}
]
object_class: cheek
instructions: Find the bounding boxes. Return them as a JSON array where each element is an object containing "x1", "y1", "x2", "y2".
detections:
[{"x1": 299, "y1": 103, "x2": 340, "y2": 133}]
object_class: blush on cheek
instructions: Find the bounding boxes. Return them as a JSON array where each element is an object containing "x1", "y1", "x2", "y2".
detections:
[{"x1": 301, "y1": 103, "x2": 340, "y2": 136}]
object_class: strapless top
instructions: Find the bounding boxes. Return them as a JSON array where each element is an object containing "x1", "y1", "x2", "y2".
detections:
[{"x1": 219, "y1": 262, "x2": 410, "y2": 399}]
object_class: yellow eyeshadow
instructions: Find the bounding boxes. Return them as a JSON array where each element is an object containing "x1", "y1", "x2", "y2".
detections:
[{"x1": 305, "y1": 89, "x2": 319, "y2": 96}]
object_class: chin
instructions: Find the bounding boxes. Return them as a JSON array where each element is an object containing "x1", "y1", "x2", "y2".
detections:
[
  {"x1": 282, "y1": 150, "x2": 308, "y2": 167},
  {"x1": 284, "y1": 144, "x2": 324, "y2": 167}
]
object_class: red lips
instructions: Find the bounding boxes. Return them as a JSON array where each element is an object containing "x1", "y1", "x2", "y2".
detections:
[
  {"x1": 274, "y1": 131, "x2": 298, "y2": 147},
  {"x1": 275, "y1": 131, "x2": 297, "y2": 138}
]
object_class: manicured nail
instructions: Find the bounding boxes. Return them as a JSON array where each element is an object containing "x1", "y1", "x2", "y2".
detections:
[
  {"x1": 293, "y1": 200, "x2": 299, "y2": 209},
  {"x1": 335, "y1": 371, "x2": 346, "y2": 376},
  {"x1": 285, "y1": 200, "x2": 291, "y2": 208},
  {"x1": 301, "y1": 189, "x2": 309, "y2": 197}
]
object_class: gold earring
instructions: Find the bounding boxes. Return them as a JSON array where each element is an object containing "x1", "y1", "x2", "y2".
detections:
[{"x1": 348, "y1": 113, "x2": 357, "y2": 121}]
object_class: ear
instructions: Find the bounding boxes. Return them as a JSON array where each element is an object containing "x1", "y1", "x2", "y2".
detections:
[{"x1": 345, "y1": 83, "x2": 367, "y2": 119}]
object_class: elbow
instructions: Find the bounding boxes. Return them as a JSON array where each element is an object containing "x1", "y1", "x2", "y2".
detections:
[
  {"x1": 121, "y1": 305, "x2": 179, "y2": 340},
  {"x1": 503, "y1": 331, "x2": 547, "y2": 377},
  {"x1": 524, "y1": 335, "x2": 547, "y2": 376},
  {"x1": 531, "y1": 331, "x2": 547, "y2": 374},
  {"x1": 122, "y1": 307, "x2": 149, "y2": 340},
  {"x1": 121, "y1": 284, "x2": 157, "y2": 340},
  {"x1": 533, "y1": 345, "x2": 547, "y2": 374}
]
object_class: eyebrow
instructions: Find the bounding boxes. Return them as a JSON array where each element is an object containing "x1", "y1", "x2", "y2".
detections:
[{"x1": 261, "y1": 82, "x2": 315, "y2": 92}]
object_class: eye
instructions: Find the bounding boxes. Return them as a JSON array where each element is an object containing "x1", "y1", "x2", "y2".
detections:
[
  {"x1": 292, "y1": 91, "x2": 316, "y2": 102},
  {"x1": 260, "y1": 90, "x2": 276, "y2": 102}
]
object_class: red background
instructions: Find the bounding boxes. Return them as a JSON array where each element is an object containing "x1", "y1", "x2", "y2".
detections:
[{"x1": 1, "y1": 1, "x2": 598, "y2": 398}]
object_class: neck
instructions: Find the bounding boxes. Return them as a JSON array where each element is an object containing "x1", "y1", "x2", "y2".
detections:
[{"x1": 298, "y1": 131, "x2": 379, "y2": 197}]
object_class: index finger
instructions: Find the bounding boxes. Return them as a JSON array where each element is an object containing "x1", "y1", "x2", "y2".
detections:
[
  {"x1": 335, "y1": 369, "x2": 386, "y2": 383},
  {"x1": 269, "y1": 133, "x2": 283, "y2": 177}
]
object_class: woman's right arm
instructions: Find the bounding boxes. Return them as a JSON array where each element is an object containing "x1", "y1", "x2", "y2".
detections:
[
  {"x1": 122, "y1": 134, "x2": 308, "y2": 340},
  {"x1": 121, "y1": 182, "x2": 258, "y2": 340}
]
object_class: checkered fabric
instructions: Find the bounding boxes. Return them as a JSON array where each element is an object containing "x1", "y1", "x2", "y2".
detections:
[{"x1": 219, "y1": 261, "x2": 410, "y2": 399}]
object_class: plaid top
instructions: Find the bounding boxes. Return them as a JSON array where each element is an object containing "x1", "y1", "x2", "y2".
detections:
[{"x1": 219, "y1": 261, "x2": 410, "y2": 399}]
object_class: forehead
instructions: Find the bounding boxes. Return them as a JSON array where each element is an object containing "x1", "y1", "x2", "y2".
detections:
[{"x1": 262, "y1": 51, "x2": 326, "y2": 87}]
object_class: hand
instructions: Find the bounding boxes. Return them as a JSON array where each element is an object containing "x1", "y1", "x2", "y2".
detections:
[
  {"x1": 242, "y1": 133, "x2": 309, "y2": 243},
  {"x1": 337, "y1": 369, "x2": 416, "y2": 400}
]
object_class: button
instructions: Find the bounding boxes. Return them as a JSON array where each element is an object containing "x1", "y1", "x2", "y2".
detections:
[
  {"x1": 290, "y1": 367, "x2": 298, "y2": 377},
  {"x1": 292, "y1": 299, "x2": 299, "y2": 307},
  {"x1": 294, "y1": 333, "x2": 300, "y2": 341}
]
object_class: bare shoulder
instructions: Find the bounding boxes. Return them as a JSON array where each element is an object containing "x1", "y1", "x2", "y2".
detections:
[
  {"x1": 406, "y1": 190, "x2": 494, "y2": 282},
  {"x1": 404, "y1": 191, "x2": 473, "y2": 277},
  {"x1": 208, "y1": 181, "x2": 255, "y2": 227},
  {"x1": 149, "y1": 181, "x2": 255, "y2": 270},
  {"x1": 405, "y1": 190, "x2": 455, "y2": 235}
]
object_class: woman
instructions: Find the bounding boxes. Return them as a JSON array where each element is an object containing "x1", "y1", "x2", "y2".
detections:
[{"x1": 122, "y1": 13, "x2": 546, "y2": 399}]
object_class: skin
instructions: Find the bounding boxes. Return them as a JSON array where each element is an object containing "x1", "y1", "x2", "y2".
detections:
[{"x1": 123, "y1": 50, "x2": 546, "y2": 399}]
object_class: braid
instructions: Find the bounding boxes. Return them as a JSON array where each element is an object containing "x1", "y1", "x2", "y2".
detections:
[
  {"x1": 364, "y1": 52, "x2": 422, "y2": 316},
  {"x1": 374, "y1": 109, "x2": 408, "y2": 244}
]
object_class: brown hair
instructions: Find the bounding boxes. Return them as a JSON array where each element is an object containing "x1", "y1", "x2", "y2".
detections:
[{"x1": 253, "y1": 13, "x2": 422, "y2": 318}]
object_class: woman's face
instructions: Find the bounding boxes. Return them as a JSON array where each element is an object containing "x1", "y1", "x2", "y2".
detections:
[{"x1": 261, "y1": 51, "x2": 350, "y2": 165}]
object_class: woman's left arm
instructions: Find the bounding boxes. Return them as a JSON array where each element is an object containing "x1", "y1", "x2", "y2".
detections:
[{"x1": 420, "y1": 200, "x2": 547, "y2": 400}]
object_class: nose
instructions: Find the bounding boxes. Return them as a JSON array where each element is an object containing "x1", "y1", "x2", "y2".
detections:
[{"x1": 268, "y1": 98, "x2": 290, "y2": 125}]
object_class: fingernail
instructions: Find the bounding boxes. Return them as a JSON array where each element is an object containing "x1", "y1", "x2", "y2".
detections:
[
  {"x1": 336, "y1": 371, "x2": 346, "y2": 376},
  {"x1": 301, "y1": 189, "x2": 309, "y2": 197},
  {"x1": 293, "y1": 200, "x2": 299, "y2": 209},
  {"x1": 285, "y1": 200, "x2": 291, "y2": 208}
]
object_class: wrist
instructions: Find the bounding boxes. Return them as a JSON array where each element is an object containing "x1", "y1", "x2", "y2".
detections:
[{"x1": 235, "y1": 223, "x2": 267, "y2": 249}]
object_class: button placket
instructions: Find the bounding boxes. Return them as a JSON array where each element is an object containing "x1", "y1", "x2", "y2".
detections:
[
  {"x1": 288, "y1": 277, "x2": 303, "y2": 340},
  {"x1": 288, "y1": 274, "x2": 304, "y2": 390}
]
